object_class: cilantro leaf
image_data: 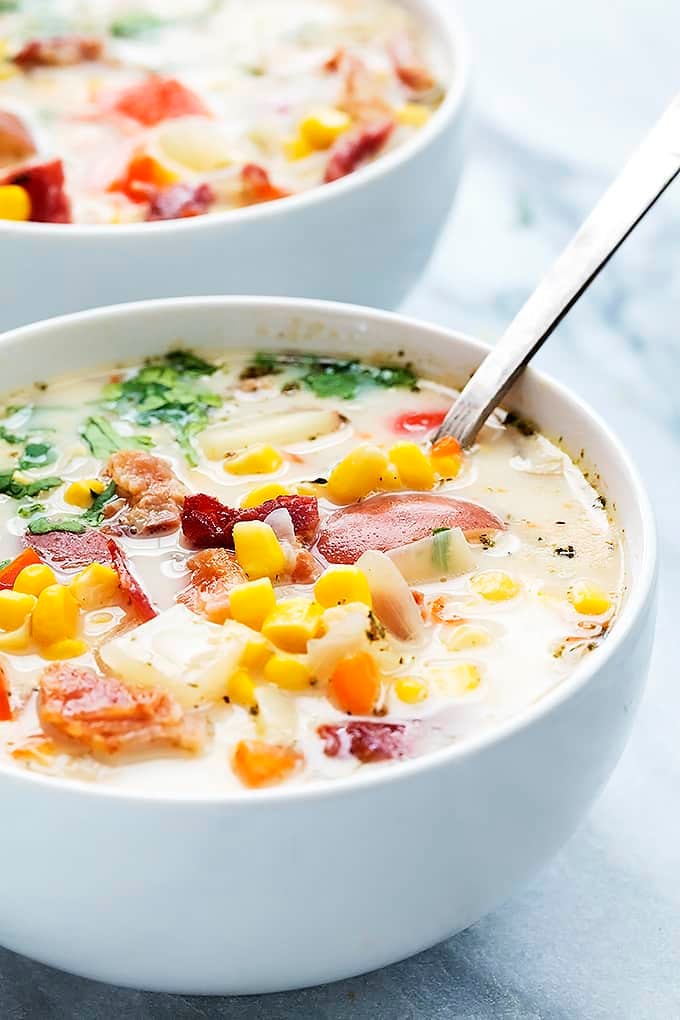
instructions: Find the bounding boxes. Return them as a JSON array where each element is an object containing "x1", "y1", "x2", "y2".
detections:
[
  {"x1": 110, "y1": 11, "x2": 165, "y2": 37},
  {"x1": 0, "y1": 473, "x2": 62, "y2": 500},
  {"x1": 17, "y1": 502, "x2": 45, "y2": 519},
  {"x1": 240, "y1": 352, "x2": 418, "y2": 400},
  {"x1": 18, "y1": 441, "x2": 56, "y2": 470},
  {"x1": 81, "y1": 416, "x2": 153, "y2": 458},
  {"x1": 28, "y1": 515, "x2": 87, "y2": 535},
  {"x1": 82, "y1": 480, "x2": 117, "y2": 526},
  {"x1": 0, "y1": 424, "x2": 26, "y2": 445}
]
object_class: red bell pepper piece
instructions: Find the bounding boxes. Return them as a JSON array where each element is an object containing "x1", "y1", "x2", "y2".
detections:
[
  {"x1": 392, "y1": 409, "x2": 447, "y2": 435},
  {"x1": 324, "y1": 118, "x2": 394, "y2": 183},
  {"x1": 113, "y1": 77, "x2": 210, "y2": 127}
]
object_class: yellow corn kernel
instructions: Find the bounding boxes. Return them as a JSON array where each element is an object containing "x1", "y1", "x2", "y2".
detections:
[
  {"x1": 471, "y1": 570, "x2": 519, "y2": 601},
  {"x1": 0, "y1": 590, "x2": 37, "y2": 632},
  {"x1": 32, "y1": 584, "x2": 79, "y2": 647},
  {"x1": 314, "y1": 565, "x2": 372, "y2": 609},
  {"x1": 435, "y1": 662, "x2": 481, "y2": 696},
  {"x1": 389, "y1": 441, "x2": 435, "y2": 490},
  {"x1": 396, "y1": 102, "x2": 431, "y2": 128},
  {"x1": 395, "y1": 677, "x2": 428, "y2": 704},
  {"x1": 69, "y1": 563, "x2": 120, "y2": 611},
  {"x1": 441, "y1": 623, "x2": 491, "y2": 652},
  {"x1": 13, "y1": 563, "x2": 56, "y2": 598},
  {"x1": 0, "y1": 619, "x2": 31, "y2": 652},
  {"x1": 263, "y1": 651, "x2": 314, "y2": 691},
  {"x1": 430, "y1": 445, "x2": 463, "y2": 479},
  {"x1": 0, "y1": 185, "x2": 31, "y2": 222},
  {"x1": 299, "y1": 107, "x2": 351, "y2": 149},
  {"x1": 228, "y1": 668, "x2": 258, "y2": 709},
  {"x1": 241, "y1": 635, "x2": 273, "y2": 671},
  {"x1": 261, "y1": 598, "x2": 323, "y2": 653},
  {"x1": 381, "y1": 463, "x2": 402, "y2": 490},
  {"x1": 64, "y1": 478, "x2": 106, "y2": 509},
  {"x1": 326, "y1": 445, "x2": 389, "y2": 504},
  {"x1": 229, "y1": 577, "x2": 277, "y2": 631},
  {"x1": 224, "y1": 444, "x2": 284, "y2": 476},
  {"x1": 240, "y1": 483, "x2": 289, "y2": 509},
  {"x1": 233, "y1": 521, "x2": 287, "y2": 580},
  {"x1": 568, "y1": 581, "x2": 611, "y2": 616},
  {"x1": 283, "y1": 134, "x2": 315, "y2": 160},
  {"x1": 41, "y1": 638, "x2": 88, "y2": 661}
]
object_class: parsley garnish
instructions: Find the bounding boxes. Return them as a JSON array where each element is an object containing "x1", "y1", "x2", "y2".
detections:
[
  {"x1": 27, "y1": 480, "x2": 116, "y2": 536},
  {"x1": 241, "y1": 352, "x2": 418, "y2": 400},
  {"x1": 0, "y1": 473, "x2": 62, "y2": 500},
  {"x1": 100, "y1": 350, "x2": 220, "y2": 467},
  {"x1": 110, "y1": 11, "x2": 165, "y2": 36},
  {"x1": 18, "y1": 441, "x2": 56, "y2": 470},
  {"x1": 81, "y1": 416, "x2": 152, "y2": 458},
  {"x1": 0, "y1": 425, "x2": 25, "y2": 445},
  {"x1": 17, "y1": 502, "x2": 45, "y2": 519}
]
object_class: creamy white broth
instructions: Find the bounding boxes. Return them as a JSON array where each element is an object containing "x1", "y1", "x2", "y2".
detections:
[
  {"x1": 0, "y1": 0, "x2": 444, "y2": 224},
  {"x1": 0, "y1": 348, "x2": 622, "y2": 793}
]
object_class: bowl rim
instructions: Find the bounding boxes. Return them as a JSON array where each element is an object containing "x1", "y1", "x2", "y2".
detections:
[
  {"x1": 0, "y1": 0, "x2": 470, "y2": 240},
  {"x1": 0, "y1": 295, "x2": 658, "y2": 807}
]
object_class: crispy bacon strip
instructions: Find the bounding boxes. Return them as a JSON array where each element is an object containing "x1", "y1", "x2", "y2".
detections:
[
  {"x1": 147, "y1": 182, "x2": 215, "y2": 221},
  {"x1": 13, "y1": 35, "x2": 103, "y2": 70},
  {"x1": 38, "y1": 662, "x2": 204, "y2": 757},
  {"x1": 105, "y1": 450, "x2": 187, "y2": 536},
  {"x1": 0, "y1": 111, "x2": 36, "y2": 167},
  {"x1": 318, "y1": 721, "x2": 409, "y2": 762},
  {"x1": 1, "y1": 159, "x2": 71, "y2": 223},
  {"x1": 388, "y1": 34, "x2": 435, "y2": 92},
  {"x1": 181, "y1": 493, "x2": 319, "y2": 549},
  {"x1": 324, "y1": 118, "x2": 394, "y2": 183},
  {"x1": 177, "y1": 548, "x2": 246, "y2": 622},
  {"x1": 337, "y1": 54, "x2": 392, "y2": 122}
]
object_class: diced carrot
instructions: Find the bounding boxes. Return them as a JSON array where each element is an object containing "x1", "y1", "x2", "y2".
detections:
[
  {"x1": 113, "y1": 77, "x2": 210, "y2": 127},
  {"x1": 0, "y1": 549, "x2": 42, "y2": 590},
  {"x1": 233, "y1": 740, "x2": 302, "y2": 788},
  {"x1": 109, "y1": 153, "x2": 177, "y2": 204},
  {"x1": 0, "y1": 664, "x2": 11, "y2": 722},
  {"x1": 431, "y1": 435, "x2": 462, "y2": 458},
  {"x1": 328, "y1": 651, "x2": 380, "y2": 716}
]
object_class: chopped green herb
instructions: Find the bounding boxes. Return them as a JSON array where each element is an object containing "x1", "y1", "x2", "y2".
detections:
[
  {"x1": 28, "y1": 516, "x2": 87, "y2": 536},
  {"x1": 479, "y1": 533, "x2": 496, "y2": 549},
  {"x1": 81, "y1": 416, "x2": 152, "y2": 458},
  {"x1": 0, "y1": 1, "x2": 20, "y2": 11},
  {"x1": 110, "y1": 11, "x2": 165, "y2": 36},
  {"x1": 101, "y1": 350, "x2": 220, "y2": 467},
  {"x1": 504, "y1": 411, "x2": 536, "y2": 436},
  {"x1": 18, "y1": 441, "x2": 56, "y2": 470},
  {"x1": 0, "y1": 473, "x2": 62, "y2": 500},
  {"x1": 0, "y1": 425, "x2": 25, "y2": 445},
  {"x1": 241, "y1": 352, "x2": 418, "y2": 400},
  {"x1": 82, "y1": 480, "x2": 117, "y2": 526},
  {"x1": 554, "y1": 545, "x2": 576, "y2": 559},
  {"x1": 17, "y1": 502, "x2": 46, "y2": 519},
  {"x1": 0, "y1": 558, "x2": 10, "y2": 571}
]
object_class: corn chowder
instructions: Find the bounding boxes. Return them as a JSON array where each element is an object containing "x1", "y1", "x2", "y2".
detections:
[
  {"x1": 0, "y1": 0, "x2": 444, "y2": 224},
  {"x1": 0, "y1": 347, "x2": 622, "y2": 792}
]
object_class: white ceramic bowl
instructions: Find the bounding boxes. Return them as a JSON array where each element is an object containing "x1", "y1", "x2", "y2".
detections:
[
  {"x1": 0, "y1": 297, "x2": 657, "y2": 994},
  {"x1": 0, "y1": 1, "x2": 469, "y2": 332}
]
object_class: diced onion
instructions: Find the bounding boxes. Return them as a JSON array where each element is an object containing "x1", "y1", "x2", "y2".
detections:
[
  {"x1": 386, "y1": 527, "x2": 474, "y2": 583},
  {"x1": 356, "y1": 550, "x2": 424, "y2": 643}
]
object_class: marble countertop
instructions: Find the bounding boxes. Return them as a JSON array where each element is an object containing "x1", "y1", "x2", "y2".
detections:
[{"x1": 2, "y1": 1, "x2": 679, "y2": 1017}]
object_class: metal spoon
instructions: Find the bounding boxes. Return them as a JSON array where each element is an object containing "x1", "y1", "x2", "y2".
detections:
[{"x1": 434, "y1": 94, "x2": 680, "y2": 448}]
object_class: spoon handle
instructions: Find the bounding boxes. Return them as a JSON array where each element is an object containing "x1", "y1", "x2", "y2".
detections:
[{"x1": 435, "y1": 94, "x2": 680, "y2": 448}]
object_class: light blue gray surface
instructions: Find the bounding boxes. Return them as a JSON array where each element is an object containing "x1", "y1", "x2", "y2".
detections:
[{"x1": 2, "y1": 1, "x2": 679, "y2": 1017}]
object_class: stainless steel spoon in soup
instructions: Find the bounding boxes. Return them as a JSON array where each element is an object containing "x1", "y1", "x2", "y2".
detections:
[{"x1": 436, "y1": 93, "x2": 680, "y2": 448}]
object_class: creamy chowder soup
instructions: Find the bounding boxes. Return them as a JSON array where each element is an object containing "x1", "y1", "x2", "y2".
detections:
[
  {"x1": 0, "y1": 347, "x2": 623, "y2": 793},
  {"x1": 0, "y1": 0, "x2": 444, "y2": 224}
]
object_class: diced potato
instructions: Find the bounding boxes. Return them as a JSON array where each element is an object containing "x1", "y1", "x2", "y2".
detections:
[
  {"x1": 200, "y1": 409, "x2": 343, "y2": 460},
  {"x1": 386, "y1": 528, "x2": 474, "y2": 584},
  {"x1": 100, "y1": 605, "x2": 252, "y2": 707}
]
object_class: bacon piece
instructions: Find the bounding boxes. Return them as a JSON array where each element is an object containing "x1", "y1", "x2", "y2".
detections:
[
  {"x1": 147, "y1": 182, "x2": 215, "y2": 221},
  {"x1": 1, "y1": 159, "x2": 71, "y2": 223},
  {"x1": 324, "y1": 118, "x2": 394, "y2": 183},
  {"x1": 177, "y1": 548, "x2": 246, "y2": 622},
  {"x1": 323, "y1": 47, "x2": 345, "y2": 73},
  {"x1": 105, "y1": 450, "x2": 187, "y2": 536},
  {"x1": 240, "y1": 163, "x2": 289, "y2": 205},
  {"x1": 113, "y1": 77, "x2": 210, "y2": 127},
  {"x1": 38, "y1": 662, "x2": 204, "y2": 757},
  {"x1": 25, "y1": 530, "x2": 112, "y2": 571},
  {"x1": 0, "y1": 111, "x2": 36, "y2": 167},
  {"x1": 318, "y1": 721, "x2": 408, "y2": 763},
  {"x1": 13, "y1": 35, "x2": 103, "y2": 70},
  {"x1": 317, "y1": 493, "x2": 505, "y2": 564},
  {"x1": 107, "y1": 540, "x2": 157, "y2": 622},
  {"x1": 108, "y1": 153, "x2": 175, "y2": 204},
  {"x1": 181, "y1": 493, "x2": 319, "y2": 549},
  {"x1": 388, "y1": 34, "x2": 435, "y2": 92},
  {"x1": 291, "y1": 548, "x2": 322, "y2": 584}
]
